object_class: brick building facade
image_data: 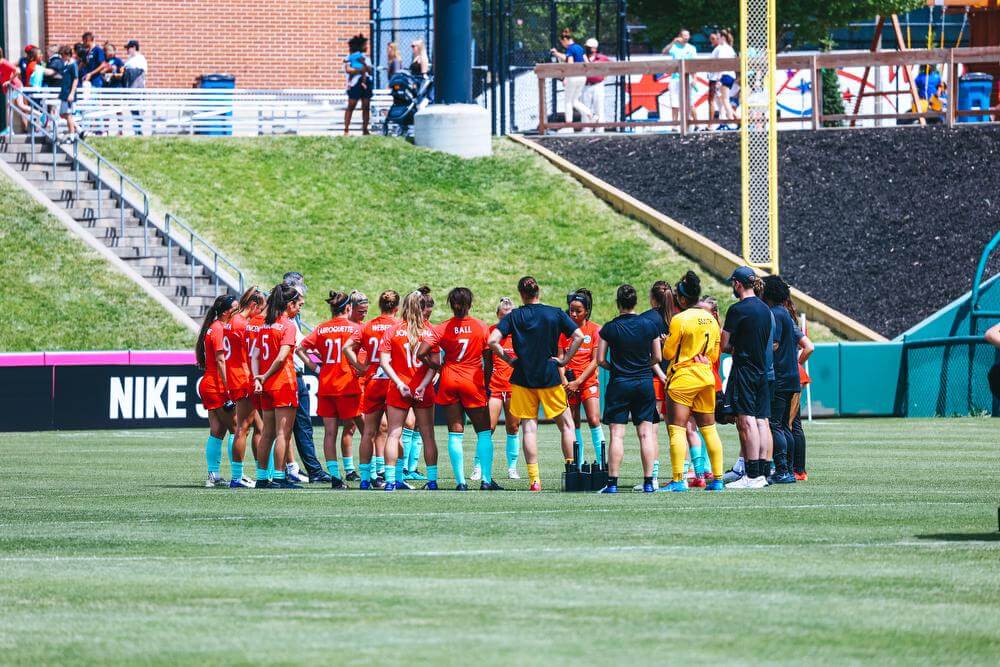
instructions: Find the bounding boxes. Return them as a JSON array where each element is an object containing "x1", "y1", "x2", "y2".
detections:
[{"x1": 5, "y1": 0, "x2": 369, "y2": 88}]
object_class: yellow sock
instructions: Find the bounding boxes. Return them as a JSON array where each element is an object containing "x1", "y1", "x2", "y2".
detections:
[
  {"x1": 564, "y1": 458, "x2": 573, "y2": 465},
  {"x1": 526, "y1": 463, "x2": 540, "y2": 485},
  {"x1": 667, "y1": 425, "x2": 687, "y2": 482},
  {"x1": 701, "y1": 424, "x2": 724, "y2": 479}
]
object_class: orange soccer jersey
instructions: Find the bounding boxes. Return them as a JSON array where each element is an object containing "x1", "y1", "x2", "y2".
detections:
[
  {"x1": 223, "y1": 313, "x2": 252, "y2": 396},
  {"x1": 301, "y1": 316, "x2": 363, "y2": 397},
  {"x1": 362, "y1": 314, "x2": 401, "y2": 380},
  {"x1": 257, "y1": 315, "x2": 298, "y2": 394},
  {"x1": 559, "y1": 319, "x2": 600, "y2": 387},
  {"x1": 381, "y1": 321, "x2": 436, "y2": 409},
  {"x1": 199, "y1": 320, "x2": 227, "y2": 405},
  {"x1": 425, "y1": 316, "x2": 489, "y2": 407},
  {"x1": 488, "y1": 323, "x2": 515, "y2": 394}
]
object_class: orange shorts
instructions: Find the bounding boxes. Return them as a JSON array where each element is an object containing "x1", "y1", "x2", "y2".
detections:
[
  {"x1": 653, "y1": 377, "x2": 668, "y2": 416},
  {"x1": 436, "y1": 375, "x2": 487, "y2": 408},
  {"x1": 201, "y1": 390, "x2": 228, "y2": 411},
  {"x1": 260, "y1": 386, "x2": 299, "y2": 411},
  {"x1": 317, "y1": 394, "x2": 361, "y2": 420},
  {"x1": 387, "y1": 381, "x2": 435, "y2": 411},
  {"x1": 252, "y1": 392, "x2": 264, "y2": 411},
  {"x1": 230, "y1": 384, "x2": 253, "y2": 403},
  {"x1": 568, "y1": 381, "x2": 600, "y2": 407},
  {"x1": 363, "y1": 379, "x2": 390, "y2": 414}
]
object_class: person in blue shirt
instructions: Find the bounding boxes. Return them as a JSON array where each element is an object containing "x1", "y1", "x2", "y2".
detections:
[
  {"x1": 488, "y1": 276, "x2": 584, "y2": 491},
  {"x1": 550, "y1": 28, "x2": 593, "y2": 126},
  {"x1": 57, "y1": 45, "x2": 82, "y2": 143},
  {"x1": 761, "y1": 276, "x2": 802, "y2": 485},
  {"x1": 595, "y1": 284, "x2": 665, "y2": 494},
  {"x1": 343, "y1": 34, "x2": 374, "y2": 135},
  {"x1": 721, "y1": 266, "x2": 774, "y2": 489},
  {"x1": 80, "y1": 32, "x2": 107, "y2": 88},
  {"x1": 103, "y1": 43, "x2": 125, "y2": 87}
]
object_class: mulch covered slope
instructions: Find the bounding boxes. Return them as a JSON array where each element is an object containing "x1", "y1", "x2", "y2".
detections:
[{"x1": 537, "y1": 126, "x2": 1000, "y2": 338}]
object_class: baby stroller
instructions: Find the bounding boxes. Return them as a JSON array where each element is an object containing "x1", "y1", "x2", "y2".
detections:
[{"x1": 382, "y1": 72, "x2": 433, "y2": 137}]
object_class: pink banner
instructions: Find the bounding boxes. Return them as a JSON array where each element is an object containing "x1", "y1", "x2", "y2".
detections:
[{"x1": 0, "y1": 351, "x2": 195, "y2": 367}]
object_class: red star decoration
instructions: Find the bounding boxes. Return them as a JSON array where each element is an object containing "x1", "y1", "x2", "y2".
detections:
[{"x1": 625, "y1": 74, "x2": 670, "y2": 116}]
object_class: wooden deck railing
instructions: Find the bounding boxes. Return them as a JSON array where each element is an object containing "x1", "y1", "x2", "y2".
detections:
[{"x1": 534, "y1": 46, "x2": 1000, "y2": 134}]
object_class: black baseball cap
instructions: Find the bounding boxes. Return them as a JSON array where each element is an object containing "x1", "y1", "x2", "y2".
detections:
[
  {"x1": 729, "y1": 266, "x2": 757, "y2": 286},
  {"x1": 125, "y1": 40, "x2": 140, "y2": 50}
]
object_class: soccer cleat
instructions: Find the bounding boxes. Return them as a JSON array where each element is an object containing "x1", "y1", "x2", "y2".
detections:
[
  {"x1": 345, "y1": 471, "x2": 360, "y2": 482},
  {"x1": 642, "y1": 482, "x2": 655, "y2": 493},
  {"x1": 205, "y1": 472, "x2": 226, "y2": 488},
  {"x1": 529, "y1": 481, "x2": 541, "y2": 492},
  {"x1": 383, "y1": 482, "x2": 397, "y2": 492},
  {"x1": 372, "y1": 477, "x2": 386, "y2": 490},
  {"x1": 722, "y1": 470, "x2": 743, "y2": 484},
  {"x1": 330, "y1": 477, "x2": 348, "y2": 490},
  {"x1": 404, "y1": 469, "x2": 427, "y2": 481},
  {"x1": 286, "y1": 469, "x2": 308, "y2": 484},
  {"x1": 308, "y1": 472, "x2": 333, "y2": 484},
  {"x1": 396, "y1": 480, "x2": 414, "y2": 490},
  {"x1": 705, "y1": 479, "x2": 725, "y2": 492},
  {"x1": 661, "y1": 480, "x2": 689, "y2": 493},
  {"x1": 507, "y1": 467, "x2": 521, "y2": 480},
  {"x1": 747, "y1": 476, "x2": 769, "y2": 489},
  {"x1": 770, "y1": 472, "x2": 796, "y2": 485},
  {"x1": 480, "y1": 480, "x2": 505, "y2": 491},
  {"x1": 455, "y1": 483, "x2": 469, "y2": 491},
  {"x1": 359, "y1": 479, "x2": 372, "y2": 490},
  {"x1": 794, "y1": 471, "x2": 808, "y2": 482},
  {"x1": 725, "y1": 476, "x2": 755, "y2": 489},
  {"x1": 254, "y1": 479, "x2": 273, "y2": 489},
  {"x1": 469, "y1": 464, "x2": 482, "y2": 481},
  {"x1": 689, "y1": 476, "x2": 706, "y2": 489},
  {"x1": 596, "y1": 485, "x2": 618, "y2": 494},
  {"x1": 229, "y1": 477, "x2": 255, "y2": 489},
  {"x1": 422, "y1": 481, "x2": 439, "y2": 490},
  {"x1": 277, "y1": 479, "x2": 302, "y2": 489}
]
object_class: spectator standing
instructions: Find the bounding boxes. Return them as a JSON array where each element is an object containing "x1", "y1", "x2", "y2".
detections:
[
  {"x1": 123, "y1": 40, "x2": 147, "y2": 135},
  {"x1": 662, "y1": 29, "x2": 697, "y2": 128},
  {"x1": 18, "y1": 45, "x2": 36, "y2": 84},
  {"x1": 582, "y1": 37, "x2": 609, "y2": 128},
  {"x1": 386, "y1": 42, "x2": 402, "y2": 80},
  {"x1": 103, "y1": 44, "x2": 125, "y2": 87},
  {"x1": 57, "y1": 45, "x2": 83, "y2": 142},
  {"x1": 43, "y1": 46, "x2": 65, "y2": 88},
  {"x1": 343, "y1": 33, "x2": 373, "y2": 136},
  {"x1": 550, "y1": 28, "x2": 592, "y2": 127},
  {"x1": 711, "y1": 29, "x2": 737, "y2": 130},
  {"x1": 80, "y1": 32, "x2": 107, "y2": 88},
  {"x1": 410, "y1": 39, "x2": 429, "y2": 77}
]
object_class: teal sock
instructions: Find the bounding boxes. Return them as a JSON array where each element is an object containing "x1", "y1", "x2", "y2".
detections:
[
  {"x1": 692, "y1": 439, "x2": 707, "y2": 476},
  {"x1": 385, "y1": 463, "x2": 397, "y2": 485},
  {"x1": 447, "y1": 432, "x2": 466, "y2": 485},
  {"x1": 231, "y1": 460, "x2": 243, "y2": 482},
  {"x1": 395, "y1": 458, "x2": 405, "y2": 484},
  {"x1": 359, "y1": 463, "x2": 372, "y2": 483},
  {"x1": 205, "y1": 435, "x2": 223, "y2": 474},
  {"x1": 652, "y1": 460, "x2": 660, "y2": 480},
  {"x1": 255, "y1": 467, "x2": 267, "y2": 481},
  {"x1": 342, "y1": 456, "x2": 355, "y2": 473},
  {"x1": 273, "y1": 470, "x2": 286, "y2": 481},
  {"x1": 473, "y1": 455, "x2": 480, "y2": 467},
  {"x1": 226, "y1": 434, "x2": 235, "y2": 466},
  {"x1": 505, "y1": 433, "x2": 519, "y2": 467},
  {"x1": 475, "y1": 430, "x2": 494, "y2": 484},
  {"x1": 266, "y1": 447, "x2": 275, "y2": 478},
  {"x1": 574, "y1": 428, "x2": 583, "y2": 448},
  {"x1": 427, "y1": 464, "x2": 438, "y2": 482},
  {"x1": 589, "y1": 426, "x2": 604, "y2": 462},
  {"x1": 327, "y1": 460, "x2": 341, "y2": 479},
  {"x1": 409, "y1": 432, "x2": 423, "y2": 471},
  {"x1": 401, "y1": 428, "x2": 415, "y2": 470},
  {"x1": 374, "y1": 456, "x2": 385, "y2": 474}
]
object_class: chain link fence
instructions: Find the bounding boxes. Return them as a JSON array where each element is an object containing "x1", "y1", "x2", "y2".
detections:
[{"x1": 902, "y1": 338, "x2": 999, "y2": 417}]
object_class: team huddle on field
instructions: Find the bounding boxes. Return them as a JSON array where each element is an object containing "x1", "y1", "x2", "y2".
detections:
[{"x1": 195, "y1": 268, "x2": 814, "y2": 493}]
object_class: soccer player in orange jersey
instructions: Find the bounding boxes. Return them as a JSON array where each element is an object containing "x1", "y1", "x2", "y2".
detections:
[
  {"x1": 417, "y1": 287, "x2": 498, "y2": 490},
  {"x1": 326, "y1": 290, "x2": 367, "y2": 481},
  {"x1": 243, "y1": 291, "x2": 268, "y2": 471},
  {"x1": 400, "y1": 286, "x2": 434, "y2": 479},
  {"x1": 220, "y1": 287, "x2": 265, "y2": 488},
  {"x1": 560, "y1": 289, "x2": 603, "y2": 467},
  {"x1": 251, "y1": 283, "x2": 304, "y2": 489},
  {"x1": 300, "y1": 290, "x2": 367, "y2": 489},
  {"x1": 348, "y1": 290, "x2": 400, "y2": 490},
  {"x1": 196, "y1": 294, "x2": 239, "y2": 487},
  {"x1": 484, "y1": 297, "x2": 521, "y2": 480},
  {"x1": 378, "y1": 290, "x2": 440, "y2": 491}
]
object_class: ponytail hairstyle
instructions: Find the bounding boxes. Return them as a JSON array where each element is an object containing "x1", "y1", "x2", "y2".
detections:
[
  {"x1": 417, "y1": 284, "x2": 434, "y2": 313},
  {"x1": 401, "y1": 290, "x2": 428, "y2": 346},
  {"x1": 196, "y1": 295, "x2": 237, "y2": 369},
  {"x1": 378, "y1": 289, "x2": 400, "y2": 313},
  {"x1": 720, "y1": 28, "x2": 734, "y2": 46},
  {"x1": 447, "y1": 287, "x2": 473, "y2": 317},
  {"x1": 699, "y1": 295, "x2": 720, "y2": 323},
  {"x1": 238, "y1": 285, "x2": 265, "y2": 316},
  {"x1": 496, "y1": 296, "x2": 514, "y2": 318},
  {"x1": 566, "y1": 287, "x2": 593, "y2": 319},
  {"x1": 750, "y1": 275, "x2": 765, "y2": 298},
  {"x1": 649, "y1": 280, "x2": 675, "y2": 326},
  {"x1": 265, "y1": 283, "x2": 299, "y2": 325},
  {"x1": 761, "y1": 275, "x2": 791, "y2": 308},
  {"x1": 675, "y1": 270, "x2": 702, "y2": 308},
  {"x1": 326, "y1": 290, "x2": 351, "y2": 316}
]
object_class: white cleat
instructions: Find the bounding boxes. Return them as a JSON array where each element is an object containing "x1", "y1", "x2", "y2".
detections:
[
  {"x1": 230, "y1": 476, "x2": 256, "y2": 489},
  {"x1": 507, "y1": 467, "x2": 521, "y2": 480},
  {"x1": 205, "y1": 472, "x2": 226, "y2": 488},
  {"x1": 747, "y1": 475, "x2": 769, "y2": 489},
  {"x1": 632, "y1": 478, "x2": 660, "y2": 491},
  {"x1": 725, "y1": 475, "x2": 754, "y2": 489},
  {"x1": 469, "y1": 464, "x2": 482, "y2": 482}
]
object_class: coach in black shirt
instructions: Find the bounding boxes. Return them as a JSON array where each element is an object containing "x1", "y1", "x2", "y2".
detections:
[{"x1": 722, "y1": 266, "x2": 774, "y2": 488}]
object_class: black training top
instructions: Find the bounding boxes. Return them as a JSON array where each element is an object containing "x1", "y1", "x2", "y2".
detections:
[
  {"x1": 496, "y1": 303, "x2": 578, "y2": 388},
  {"x1": 639, "y1": 307, "x2": 670, "y2": 337},
  {"x1": 771, "y1": 304, "x2": 802, "y2": 393},
  {"x1": 599, "y1": 313, "x2": 662, "y2": 380},
  {"x1": 723, "y1": 296, "x2": 774, "y2": 376}
]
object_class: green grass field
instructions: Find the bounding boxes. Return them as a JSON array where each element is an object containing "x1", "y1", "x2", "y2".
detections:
[
  {"x1": 2, "y1": 418, "x2": 997, "y2": 664},
  {"x1": 0, "y1": 177, "x2": 194, "y2": 351}
]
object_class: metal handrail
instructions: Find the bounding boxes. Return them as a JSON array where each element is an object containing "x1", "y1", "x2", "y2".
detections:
[
  {"x1": 969, "y1": 229, "x2": 1000, "y2": 335},
  {"x1": 5, "y1": 93, "x2": 245, "y2": 300}
]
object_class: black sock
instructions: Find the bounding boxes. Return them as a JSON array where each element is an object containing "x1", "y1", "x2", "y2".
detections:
[
  {"x1": 644, "y1": 476, "x2": 653, "y2": 486},
  {"x1": 752, "y1": 460, "x2": 763, "y2": 478},
  {"x1": 608, "y1": 476, "x2": 618, "y2": 487}
]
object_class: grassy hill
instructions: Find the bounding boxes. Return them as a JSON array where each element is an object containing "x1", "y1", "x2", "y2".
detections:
[
  {"x1": 91, "y1": 136, "x2": 740, "y2": 326},
  {"x1": 0, "y1": 176, "x2": 194, "y2": 351}
]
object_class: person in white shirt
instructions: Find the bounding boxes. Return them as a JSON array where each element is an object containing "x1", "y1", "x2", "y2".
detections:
[
  {"x1": 711, "y1": 29, "x2": 737, "y2": 130},
  {"x1": 123, "y1": 40, "x2": 147, "y2": 135},
  {"x1": 662, "y1": 29, "x2": 697, "y2": 127}
]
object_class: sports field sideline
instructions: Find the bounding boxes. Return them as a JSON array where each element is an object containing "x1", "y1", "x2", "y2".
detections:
[{"x1": 2, "y1": 418, "x2": 998, "y2": 665}]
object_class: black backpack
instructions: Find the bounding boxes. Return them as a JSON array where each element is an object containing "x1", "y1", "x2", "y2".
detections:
[{"x1": 43, "y1": 55, "x2": 64, "y2": 87}]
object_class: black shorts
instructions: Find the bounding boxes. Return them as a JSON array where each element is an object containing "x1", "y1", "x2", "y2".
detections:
[
  {"x1": 723, "y1": 366, "x2": 771, "y2": 419},
  {"x1": 347, "y1": 76, "x2": 373, "y2": 101},
  {"x1": 602, "y1": 377, "x2": 659, "y2": 426}
]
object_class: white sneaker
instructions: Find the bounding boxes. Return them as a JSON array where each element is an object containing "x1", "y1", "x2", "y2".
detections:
[
  {"x1": 507, "y1": 467, "x2": 521, "y2": 480},
  {"x1": 725, "y1": 475, "x2": 754, "y2": 489},
  {"x1": 747, "y1": 475, "x2": 769, "y2": 489},
  {"x1": 287, "y1": 462, "x2": 301, "y2": 477},
  {"x1": 230, "y1": 477, "x2": 255, "y2": 489},
  {"x1": 632, "y1": 478, "x2": 660, "y2": 491},
  {"x1": 470, "y1": 464, "x2": 482, "y2": 481},
  {"x1": 205, "y1": 472, "x2": 226, "y2": 488}
]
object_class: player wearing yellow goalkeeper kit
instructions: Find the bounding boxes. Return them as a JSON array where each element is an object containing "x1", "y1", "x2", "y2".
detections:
[{"x1": 661, "y1": 271, "x2": 725, "y2": 492}]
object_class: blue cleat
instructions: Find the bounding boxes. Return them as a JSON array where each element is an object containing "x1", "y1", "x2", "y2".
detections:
[
  {"x1": 642, "y1": 482, "x2": 655, "y2": 493},
  {"x1": 359, "y1": 479, "x2": 372, "y2": 490},
  {"x1": 422, "y1": 481, "x2": 438, "y2": 490},
  {"x1": 597, "y1": 485, "x2": 618, "y2": 494},
  {"x1": 383, "y1": 482, "x2": 397, "y2": 492},
  {"x1": 705, "y1": 479, "x2": 725, "y2": 492},
  {"x1": 661, "y1": 480, "x2": 689, "y2": 493},
  {"x1": 276, "y1": 479, "x2": 302, "y2": 489}
]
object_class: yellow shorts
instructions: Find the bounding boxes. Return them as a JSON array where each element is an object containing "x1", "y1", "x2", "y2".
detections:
[
  {"x1": 510, "y1": 384, "x2": 568, "y2": 420},
  {"x1": 667, "y1": 371, "x2": 716, "y2": 414}
]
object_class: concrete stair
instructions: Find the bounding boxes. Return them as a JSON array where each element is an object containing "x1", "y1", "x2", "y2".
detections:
[{"x1": 0, "y1": 134, "x2": 240, "y2": 322}]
